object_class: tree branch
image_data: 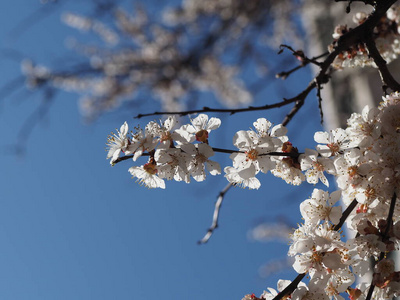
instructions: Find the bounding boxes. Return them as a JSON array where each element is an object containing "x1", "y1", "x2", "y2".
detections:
[
  {"x1": 365, "y1": 37, "x2": 400, "y2": 93},
  {"x1": 198, "y1": 183, "x2": 233, "y2": 244}
]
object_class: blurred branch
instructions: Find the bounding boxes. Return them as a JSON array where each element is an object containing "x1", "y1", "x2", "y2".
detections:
[
  {"x1": 8, "y1": 88, "x2": 56, "y2": 156},
  {"x1": 7, "y1": 0, "x2": 65, "y2": 42}
]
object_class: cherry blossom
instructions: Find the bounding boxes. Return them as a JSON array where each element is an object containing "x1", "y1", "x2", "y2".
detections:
[
  {"x1": 300, "y1": 148, "x2": 336, "y2": 187},
  {"x1": 106, "y1": 90, "x2": 400, "y2": 300},
  {"x1": 175, "y1": 114, "x2": 221, "y2": 143},
  {"x1": 180, "y1": 143, "x2": 221, "y2": 182},
  {"x1": 106, "y1": 121, "x2": 129, "y2": 164},
  {"x1": 128, "y1": 160, "x2": 166, "y2": 189},
  {"x1": 300, "y1": 189, "x2": 342, "y2": 225}
]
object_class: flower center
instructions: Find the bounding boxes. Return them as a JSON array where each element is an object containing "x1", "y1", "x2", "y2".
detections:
[
  {"x1": 246, "y1": 149, "x2": 258, "y2": 161},
  {"x1": 365, "y1": 187, "x2": 376, "y2": 199},
  {"x1": 327, "y1": 143, "x2": 340, "y2": 155},
  {"x1": 195, "y1": 130, "x2": 209, "y2": 142},
  {"x1": 313, "y1": 161, "x2": 324, "y2": 172},
  {"x1": 348, "y1": 166, "x2": 358, "y2": 178},
  {"x1": 195, "y1": 153, "x2": 207, "y2": 165},
  {"x1": 160, "y1": 131, "x2": 172, "y2": 143},
  {"x1": 143, "y1": 162, "x2": 157, "y2": 175},
  {"x1": 311, "y1": 251, "x2": 323, "y2": 264}
]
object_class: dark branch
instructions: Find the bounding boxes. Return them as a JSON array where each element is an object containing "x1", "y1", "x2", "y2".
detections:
[
  {"x1": 333, "y1": 199, "x2": 358, "y2": 231},
  {"x1": 112, "y1": 148, "x2": 301, "y2": 165},
  {"x1": 276, "y1": 46, "x2": 328, "y2": 80},
  {"x1": 198, "y1": 183, "x2": 233, "y2": 244},
  {"x1": 365, "y1": 37, "x2": 400, "y2": 93},
  {"x1": 7, "y1": 88, "x2": 56, "y2": 156},
  {"x1": 135, "y1": 97, "x2": 302, "y2": 119}
]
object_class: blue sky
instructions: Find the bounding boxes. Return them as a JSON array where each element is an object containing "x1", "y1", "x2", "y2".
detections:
[{"x1": 0, "y1": 1, "x2": 328, "y2": 299}]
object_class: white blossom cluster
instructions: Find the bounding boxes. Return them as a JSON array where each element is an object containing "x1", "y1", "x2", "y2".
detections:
[
  {"x1": 106, "y1": 114, "x2": 306, "y2": 189},
  {"x1": 106, "y1": 114, "x2": 222, "y2": 189},
  {"x1": 241, "y1": 93, "x2": 400, "y2": 300},
  {"x1": 329, "y1": 5, "x2": 400, "y2": 69},
  {"x1": 108, "y1": 92, "x2": 400, "y2": 299}
]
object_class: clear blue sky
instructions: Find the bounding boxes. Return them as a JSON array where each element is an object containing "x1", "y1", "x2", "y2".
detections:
[{"x1": 0, "y1": 1, "x2": 328, "y2": 299}]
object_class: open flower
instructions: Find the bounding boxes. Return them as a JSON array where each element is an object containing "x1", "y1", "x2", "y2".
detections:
[
  {"x1": 300, "y1": 189, "x2": 342, "y2": 225},
  {"x1": 181, "y1": 143, "x2": 221, "y2": 182},
  {"x1": 314, "y1": 129, "x2": 354, "y2": 157},
  {"x1": 230, "y1": 130, "x2": 275, "y2": 175},
  {"x1": 106, "y1": 121, "x2": 129, "y2": 164},
  {"x1": 175, "y1": 114, "x2": 221, "y2": 143},
  {"x1": 224, "y1": 165, "x2": 260, "y2": 190},
  {"x1": 300, "y1": 149, "x2": 336, "y2": 187},
  {"x1": 128, "y1": 160, "x2": 165, "y2": 189}
]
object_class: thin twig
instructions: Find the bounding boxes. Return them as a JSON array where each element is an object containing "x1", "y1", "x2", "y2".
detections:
[
  {"x1": 112, "y1": 148, "x2": 301, "y2": 165},
  {"x1": 198, "y1": 183, "x2": 233, "y2": 244},
  {"x1": 8, "y1": 88, "x2": 56, "y2": 156},
  {"x1": 316, "y1": 80, "x2": 324, "y2": 125},
  {"x1": 276, "y1": 47, "x2": 328, "y2": 80},
  {"x1": 135, "y1": 97, "x2": 302, "y2": 119}
]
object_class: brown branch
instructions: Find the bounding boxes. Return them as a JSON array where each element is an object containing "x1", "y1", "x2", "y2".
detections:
[
  {"x1": 198, "y1": 183, "x2": 233, "y2": 244},
  {"x1": 276, "y1": 47, "x2": 328, "y2": 80},
  {"x1": 283, "y1": 0, "x2": 397, "y2": 126},
  {"x1": 112, "y1": 148, "x2": 301, "y2": 165},
  {"x1": 137, "y1": 0, "x2": 396, "y2": 124},
  {"x1": 333, "y1": 199, "x2": 358, "y2": 231},
  {"x1": 135, "y1": 97, "x2": 302, "y2": 119},
  {"x1": 365, "y1": 37, "x2": 400, "y2": 93},
  {"x1": 334, "y1": 0, "x2": 376, "y2": 7},
  {"x1": 316, "y1": 81, "x2": 324, "y2": 125},
  {"x1": 7, "y1": 88, "x2": 56, "y2": 156}
]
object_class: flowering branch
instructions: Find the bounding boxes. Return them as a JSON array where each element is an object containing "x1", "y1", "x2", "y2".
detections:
[
  {"x1": 272, "y1": 199, "x2": 358, "y2": 300},
  {"x1": 365, "y1": 192, "x2": 397, "y2": 300},
  {"x1": 137, "y1": 1, "x2": 396, "y2": 125},
  {"x1": 104, "y1": 2, "x2": 400, "y2": 299},
  {"x1": 112, "y1": 148, "x2": 301, "y2": 165}
]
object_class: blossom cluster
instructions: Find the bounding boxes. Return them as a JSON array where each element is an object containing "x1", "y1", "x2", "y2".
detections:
[
  {"x1": 329, "y1": 5, "x2": 400, "y2": 69},
  {"x1": 107, "y1": 91, "x2": 400, "y2": 299},
  {"x1": 107, "y1": 113, "x2": 304, "y2": 189},
  {"x1": 241, "y1": 93, "x2": 400, "y2": 299},
  {"x1": 106, "y1": 114, "x2": 222, "y2": 188}
]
